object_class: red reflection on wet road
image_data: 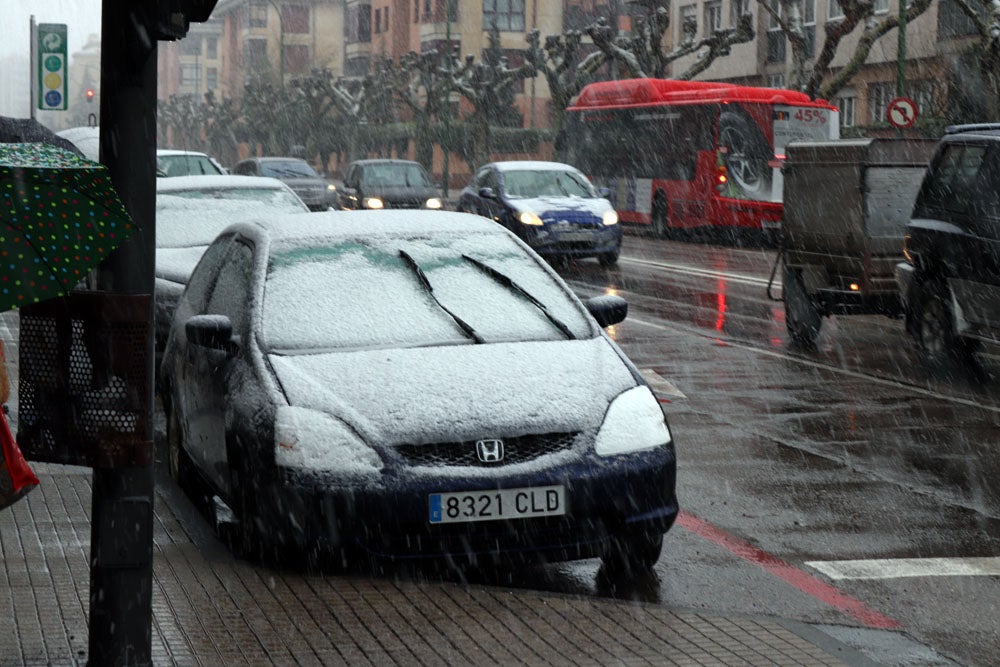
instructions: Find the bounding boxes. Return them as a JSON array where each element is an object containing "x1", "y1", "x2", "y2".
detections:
[{"x1": 676, "y1": 511, "x2": 902, "y2": 630}]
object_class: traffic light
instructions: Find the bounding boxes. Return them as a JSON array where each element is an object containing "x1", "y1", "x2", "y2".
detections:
[{"x1": 85, "y1": 88, "x2": 95, "y2": 103}]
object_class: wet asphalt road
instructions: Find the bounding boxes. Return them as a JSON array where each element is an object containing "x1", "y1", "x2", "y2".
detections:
[{"x1": 511, "y1": 232, "x2": 1000, "y2": 667}]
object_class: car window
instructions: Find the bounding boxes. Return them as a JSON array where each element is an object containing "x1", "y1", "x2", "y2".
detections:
[
  {"x1": 158, "y1": 154, "x2": 225, "y2": 177},
  {"x1": 260, "y1": 160, "x2": 319, "y2": 178},
  {"x1": 261, "y1": 234, "x2": 593, "y2": 352},
  {"x1": 179, "y1": 235, "x2": 235, "y2": 316},
  {"x1": 473, "y1": 167, "x2": 490, "y2": 189},
  {"x1": 206, "y1": 241, "x2": 254, "y2": 333},
  {"x1": 501, "y1": 169, "x2": 595, "y2": 198},
  {"x1": 360, "y1": 163, "x2": 431, "y2": 187},
  {"x1": 481, "y1": 168, "x2": 500, "y2": 191},
  {"x1": 915, "y1": 143, "x2": 987, "y2": 221},
  {"x1": 969, "y1": 149, "x2": 1000, "y2": 241},
  {"x1": 163, "y1": 186, "x2": 306, "y2": 212}
]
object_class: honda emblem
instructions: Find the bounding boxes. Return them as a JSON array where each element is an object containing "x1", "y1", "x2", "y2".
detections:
[{"x1": 476, "y1": 439, "x2": 505, "y2": 463}]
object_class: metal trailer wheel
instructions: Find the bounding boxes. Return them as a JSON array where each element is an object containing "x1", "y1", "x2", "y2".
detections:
[
  {"x1": 782, "y1": 266, "x2": 822, "y2": 347},
  {"x1": 652, "y1": 194, "x2": 669, "y2": 239}
]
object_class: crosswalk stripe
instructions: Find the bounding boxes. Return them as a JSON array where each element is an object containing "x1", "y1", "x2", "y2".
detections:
[
  {"x1": 639, "y1": 368, "x2": 687, "y2": 399},
  {"x1": 807, "y1": 557, "x2": 1000, "y2": 580}
]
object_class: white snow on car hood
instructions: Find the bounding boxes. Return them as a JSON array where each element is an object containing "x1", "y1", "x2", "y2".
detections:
[
  {"x1": 268, "y1": 337, "x2": 635, "y2": 446},
  {"x1": 511, "y1": 196, "x2": 612, "y2": 218}
]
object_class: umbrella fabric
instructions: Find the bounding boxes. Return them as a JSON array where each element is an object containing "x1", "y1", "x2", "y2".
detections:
[
  {"x1": 0, "y1": 142, "x2": 135, "y2": 311},
  {"x1": 0, "y1": 116, "x2": 84, "y2": 155}
]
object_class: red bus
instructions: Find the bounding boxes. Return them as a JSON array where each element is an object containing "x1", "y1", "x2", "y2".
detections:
[{"x1": 560, "y1": 78, "x2": 839, "y2": 240}]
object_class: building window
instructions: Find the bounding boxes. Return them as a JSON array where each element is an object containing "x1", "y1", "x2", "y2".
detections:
[
  {"x1": 282, "y1": 5, "x2": 310, "y2": 33},
  {"x1": 206, "y1": 67, "x2": 218, "y2": 90},
  {"x1": 346, "y1": 4, "x2": 372, "y2": 43},
  {"x1": 180, "y1": 63, "x2": 201, "y2": 87},
  {"x1": 803, "y1": 0, "x2": 816, "y2": 58},
  {"x1": 873, "y1": 0, "x2": 888, "y2": 12},
  {"x1": 730, "y1": 0, "x2": 749, "y2": 25},
  {"x1": 767, "y1": 73, "x2": 785, "y2": 88},
  {"x1": 705, "y1": 1, "x2": 722, "y2": 34},
  {"x1": 284, "y1": 44, "x2": 310, "y2": 74},
  {"x1": 837, "y1": 93, "x2": 855, "y2": 127},
  {"x1": 483, "y1": 0, "x2": 525, "y2": 32},
  {"x1": 245, "y1": 38, "x2": 268, "y2": 68},
  {"x1": 939, "y1": 0, "x2": 981, "y2": 38},
  {"x1": 180, "y1": 37, "x2": 201, "y2": 56},
  {"x1": 766, "y1": 3, "x2": 785, "y2": 63},
  {"x1": 828, "y1": 0, "x2": 844, "y2": 20},
  {"x1": 679, "y1": 4, "x2": 697, "y2": 40},
  {"x1": 345, "y1": 56, "x2": 371, "y2": 77},
  {"x1": 207, "y1": 37, "x2": 218, "y2": 59},
  {"x1": 869, "y1": 82, "x2": 895, "y2": 124},
  {"x1": 415, "y1": 0, "x2": 420, "y2": 22},
  {"x1": 375, "y1": 8, "x2": 382, "y2": 32},
  {"x1": 384, "y1": 6, "x2": 390, "y2": 31},
  {"x1": 911, "y1": 80, "x2": 936, "y2": 115},
  {"x1": 249, "y1": 1, "x2": 268, "y2": 28}
]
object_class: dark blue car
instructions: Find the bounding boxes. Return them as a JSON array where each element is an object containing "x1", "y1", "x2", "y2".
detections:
[
  {"x1": 160, "y1": 210, "x2": 676, "y2": 576},
  {"x1": 458, "y1": 161, "x2": 623, "y2": 267}
]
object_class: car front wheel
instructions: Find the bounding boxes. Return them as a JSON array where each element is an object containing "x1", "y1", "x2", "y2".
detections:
[
  {"x1": 598, "y1": 249, "x2": 620, "y2": 268},
  {"x1": 916, "y1": 279, "x2": 977, "y2": 366},
  {"x1": 601, "y1": 529, "x2": 663, "y2": 577}
]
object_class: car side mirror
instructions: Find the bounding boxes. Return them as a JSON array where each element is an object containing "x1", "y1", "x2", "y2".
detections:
[
  {"x1": 585, "y1": 295, "x2": 628, "y2": 327},
  {"x1": 186, "y1": 314, "x2": 238, "y2": 353},
  {"x1": 597, "y1": 187, "x2": 611, "y2": 198},
  {"x1": 479, "y1": 187, "x2": 497, "y2": 200}
]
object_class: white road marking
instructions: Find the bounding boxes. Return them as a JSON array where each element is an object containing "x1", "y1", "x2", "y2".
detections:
[
  {"x1": 807, "y1": 557, "x2": 1000, "y2": 580},
  {"x1": 639, "y1": 368, "x2": 687, "y2": 399},
  {"x1": 621, "y1": 256, "x2": 780, "y2": 288}
]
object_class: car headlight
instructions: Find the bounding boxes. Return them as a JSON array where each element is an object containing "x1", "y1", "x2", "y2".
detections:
[
  {"x1": 595, "y1": 386, "x2": 671, "y2": 457},
  {"x1": 425, "y1": 197, "x2": 443, "y2": 209},
  {"x1": 364, "y1": 197, "x2": 384, "y2": 209},
  {"x1": 274, "y1": 406, "x2": 383, "y2": 479},
  {"x1": 327, "y1": 184, "x2": 337, "y2": 191},
  {"x1": 602, "y1": 210, "x2": 619, "y2": 226},
  {"x1": 518, "y1": 210, "x2": 544, "y2": 226}
]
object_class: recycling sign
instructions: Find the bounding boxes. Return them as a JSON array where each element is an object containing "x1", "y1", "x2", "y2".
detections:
[{"x1": 36, "y1": 23, "x2": 68, "y2": 111}]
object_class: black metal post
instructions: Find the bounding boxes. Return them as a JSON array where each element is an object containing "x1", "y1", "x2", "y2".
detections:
[{"x1": 88, "y1": 1, "x2": 158, "y2": 664}]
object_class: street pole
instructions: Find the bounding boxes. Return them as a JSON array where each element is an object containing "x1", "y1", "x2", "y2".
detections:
[
  {"x1": 441, "y1": 1, "x2": 451, "y2": 202},
  {"x1": 29, "y1": 15, "x2": 36, "y2": 120},
  {"x1": 89, "y1": 1, "x2": 158, "y2": 664},
  {"x1": 897, "y1": 0, "x2": 907, "y2": 137}
]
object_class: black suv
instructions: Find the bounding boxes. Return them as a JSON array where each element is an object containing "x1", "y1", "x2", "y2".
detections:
[{"x1": 896, "y1": 124, "x2": 1000, "y2": 365}]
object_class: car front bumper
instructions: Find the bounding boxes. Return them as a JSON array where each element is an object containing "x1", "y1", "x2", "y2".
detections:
[
  {"x1": 261, "y1": 447, "x2": 677, "y2": 564},
  {"x1": 525, "y1": 225, "x2": 623, "y2": 258}
]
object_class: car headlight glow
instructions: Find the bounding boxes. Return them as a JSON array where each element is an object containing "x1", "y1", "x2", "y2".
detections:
[
  {"x1": 274, "y1": 406, "x2": 382, "y2": 479},
  {"x1": 327, "y1": 184, "x2": 337, "y2": 191},
  {"x1": 518, "y1": 210, "x2": 544, "y2": 226},
  {"x1": 424, "y1": 197, "x2": 443, "y2": 209},
  {"x1": 602, "y1": 210, "x2": 619, "y2": 226},
  {"x1": 364, "y1": 197, "x2": 384, "y2": 209},
  {"x1": 595, "y1": 386, "x2": 671, "y2": 457}
]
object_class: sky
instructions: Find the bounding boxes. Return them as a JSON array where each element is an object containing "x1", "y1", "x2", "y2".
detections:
[{"x1": 5, "y1": 0, "x2": 102, "y2": 61}]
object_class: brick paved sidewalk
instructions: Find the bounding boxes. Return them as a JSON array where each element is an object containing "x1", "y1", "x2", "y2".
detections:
[{"x1": 0, "y1": 464, "x2": 874, "y2": 667}]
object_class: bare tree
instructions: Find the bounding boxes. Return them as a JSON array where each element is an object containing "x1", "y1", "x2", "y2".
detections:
[
  {"x1": 386, "y1": 50, "x2": 452, "y2": 168},
  {"x1": 949, "y1": 0, "x2": 1000, "y2": 118},
  {"x1": 762, "y1": 0, "x2": 933, "y2": 100}
]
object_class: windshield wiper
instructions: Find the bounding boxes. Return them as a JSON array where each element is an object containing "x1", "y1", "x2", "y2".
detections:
[
  {"x1": 399, "y1": 250, "x2": 484, "y2": 344},
  {"x1": 461, "y1": 254, "x2": 575, "y2": 340}
]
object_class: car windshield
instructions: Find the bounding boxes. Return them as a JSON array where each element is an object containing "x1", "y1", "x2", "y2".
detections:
[
  {"x1": 502, "y1": 169, "x2": 596, "y2": 198},
  {"x1": 260, "y1": 160, "x2": 319, "y2": 178},
  {"x1": 262, "y1": 234, "x2": 592, "y2": 352},
  {"x1": 361, "y1": 163, "x2": 431, "y2": 187},
  {"x1": 157, "y1": 154, "x2": 224, "y2": 176}
]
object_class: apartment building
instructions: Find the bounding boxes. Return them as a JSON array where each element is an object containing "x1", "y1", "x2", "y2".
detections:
[{"x1": 155, "y1": 0, "x2": 990, "y2": 135}]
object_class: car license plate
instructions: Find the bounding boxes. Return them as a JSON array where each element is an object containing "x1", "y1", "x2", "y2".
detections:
[
  {"x1": 429, "y1": 485, "x2": 566, "y2": 524},
  {"x1": 559, "y1": 231, "x2": 594, "y2": 242}
]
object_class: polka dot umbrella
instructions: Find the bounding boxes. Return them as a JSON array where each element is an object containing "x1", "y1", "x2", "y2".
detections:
[{"x1": 0, "y1": 142, "x2": 136, "y2": 312}]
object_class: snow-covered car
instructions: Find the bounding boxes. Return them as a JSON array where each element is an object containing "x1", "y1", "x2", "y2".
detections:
[
  {"x1": 457, "y1": 161, "x2": 622, "y2": 267},
  {"x1": 154, "y1": 175, "x2": 310, "y2": 366},
  {"x1": 159, "y1": 210, "x2": 678, "y2": 574},
  {"x1": 157, "y1": 149, "x2": 227, "y2": 176},
  {"x1": 232, "y1": 156, "x2": 336, "y2": 211}
]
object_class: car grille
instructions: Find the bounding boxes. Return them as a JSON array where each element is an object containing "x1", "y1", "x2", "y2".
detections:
[{"x1": 394, "y1": 432, "x2": 578, "y2": 467}]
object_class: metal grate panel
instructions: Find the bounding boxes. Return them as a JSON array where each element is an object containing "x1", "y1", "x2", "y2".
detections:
[{"x1": 16, "y1": 292, "x2": 153, "y2": 468}]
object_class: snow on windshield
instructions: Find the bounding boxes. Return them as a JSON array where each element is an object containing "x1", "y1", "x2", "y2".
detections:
[
  {"x1": 262, "y1": 233, "x2": 594, "y2": 351},
  {"x1": 504, "y1": 170, "x2": 595, "y2": 198},
  {"x1": 157, "y1": 194, "x2": 306, "y2": 248}
]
